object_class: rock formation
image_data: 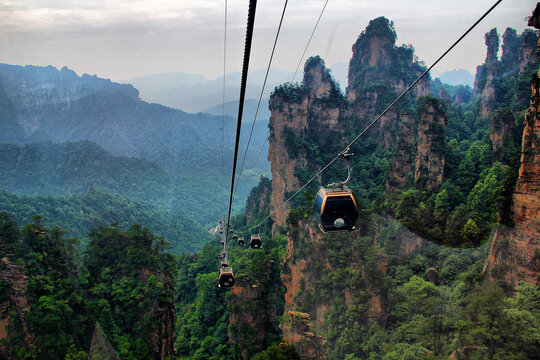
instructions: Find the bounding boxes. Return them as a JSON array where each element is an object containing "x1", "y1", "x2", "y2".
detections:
[
  {"x1": 484, "y1": 5, "x2": 540, "y2": 287},
  {"x1": 138, "y1": 270, "x2": 177, "y2": 360},
  {"x1": 347, "y1": 17, "x2": 429, "y2": 147},
  {"x1": 414, "y1": 97, "x2": 447, "y2": 189},
  {"x1": 490, "y1": 106, "x2": 516, "y2": 164},
  {"x1": 0, "y1": 257, "x2": 33, "y2": 358},
  {"x1": 280, "y1": 216, "x2": 388, "y2": 358},
  {"x1": 385, "y1": 112, "x2": 416, "y2": 193},
  {"x1": 268, "y1": 57, "x2": 342, "y2": 229},
  {"x1": 474, "y1": 26, "x2": 538, "y2": 118},
  {"x1": 475, "y1": 28, "x2": 500, "y2": 118}
]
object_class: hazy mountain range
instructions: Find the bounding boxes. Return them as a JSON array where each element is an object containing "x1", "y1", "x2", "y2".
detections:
[
  {"x1": 0, "y1": 63, "x2": 270, "y2": 231},
  {"x1": 125, "y1": 66, "x2": 473, "y2": 114}
]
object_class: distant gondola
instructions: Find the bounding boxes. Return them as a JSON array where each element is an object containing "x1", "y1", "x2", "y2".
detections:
[
  {"x1": 218, "y1": 262, "x2": 235, "y2": 288},
  {"x1": 250, "y1": 234, "x2": 262, "y2": 249},
  {"x1": 237, "y1": 237, "x2": 245, "y2": 246}
]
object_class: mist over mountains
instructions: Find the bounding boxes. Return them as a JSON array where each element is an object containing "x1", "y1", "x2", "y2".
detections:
[
  {"x1": 0, "y1": 63, "x2": 269, "y2": 178},
  {"x1": 0, "y1": 63, "x2": 272, "y2": 235}
]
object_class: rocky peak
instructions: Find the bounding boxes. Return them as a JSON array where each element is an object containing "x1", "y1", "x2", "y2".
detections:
[
  {"x1": 347, "y1": 17, "x2": 415, "y2": 101},
  {"x1": 474, "y1": 26, "x2": 538, "y2": 117},
  {"x1": 268, "y1": 58, "x2": 342, "y2": 229},
  {"x1": 345, "y1": 17, "x2": 428, "y2": 150},
  {"x1": 485, "y1": 28, "x2": 500, "y2": 67},
  {"x1": 303, "y1": 56, "x2": 338, "y2": 99},
  {"x1": 414, "y1": 97, "x2": 447, "y2": 189},
  {"x1": 501, "y1": 28, "x2": 520, "y2": 74},
  {"x1": 490, "y1": 106, "x2": 516, "y2": 164},
  {"x1": 518, "y1": 29, "x2": 539, "y2": 75},
  {"x1": 350, "y1": 17, "x2": 395, "y2": 71},
  {"x1": 385, "y1": 112, "x2": 417, "y2": 193}
]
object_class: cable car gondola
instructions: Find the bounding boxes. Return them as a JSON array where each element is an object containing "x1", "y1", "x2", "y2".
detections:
[
  {"x1": 250, "y1": 234, "x2": 262, "y2": 249},
  {"x1": 218, "y1": 264, "x2": 235, "y2": 288},
  {"x1": 237, "y1": 237, "x2": 245, "y2": 246},
  {"x1": 314, "y1": 151, "x2": 358, "y2": 233}
]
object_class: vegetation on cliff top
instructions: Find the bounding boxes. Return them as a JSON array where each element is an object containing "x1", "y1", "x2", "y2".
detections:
[{"x1": 0, "y1": 215, "x2": 176, "y2": 359}]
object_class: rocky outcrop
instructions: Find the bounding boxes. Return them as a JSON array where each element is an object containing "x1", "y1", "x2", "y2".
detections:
[
  {"x1": 281, "y1": 213, "x2": 433, "y2": 359},
  {"x1": 138, "y1": 270, "x2": 176, "y2": 360},
  {"x1": 490, "y1": 107, "x2": 516, "y2": 164},
  {"x1": 474, "y1": 27, "x2": 539, "y2": 118},
  {"x1": 501, "y1": 28, "x2": 521, "y2": 75},
  {"x1": 88, "y1": 322, "x2": 120, "y2": 360},
  {"x1": 269, "y1": 18, "x2": 431, "y2": 229},
  {"x1": 245, "y1": 176, "x2": 272, "y2": 225},
  {"x1": 386, "y1": 112, "x2": 417, "y2": 193},
  {"x1": 268, "y1": 57, "x2": 342, "y2": 229},
  {"x1": 347, "y1": 17, "x2": 429, "y2": 147},
  {"x1": 229, "y1": 279, "x2": 268, "y2": 358},
  {"x1": 475, "y1": 29, "x2": 500, "y2": 118},
  {"x1": 484, "y1": 5, "x2": 540, "y2": 288},
  {"x1": 414, "y1": 98, "x2": 447, "y2": 189},
  {"x1": 0, "y1": 257, "x2": 32, "y2": 358},
  {"x1": 518, "y1": 29, "x2": 539, "y2": 75},
  {"x1": 228, "y1": 258, "x2": 284, "y2": 359}
]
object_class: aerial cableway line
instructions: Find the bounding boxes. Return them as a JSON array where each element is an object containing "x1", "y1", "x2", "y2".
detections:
[
  {"x1": 232, "y1": 0, "x2": 289, "y2": 205},
  {"x1": 218, "y1": 0, "x2": 258, "y2": 288}
]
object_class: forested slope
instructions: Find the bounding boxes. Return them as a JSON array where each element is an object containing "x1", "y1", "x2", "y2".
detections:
[
  {"x1": 0, "y1": 141, "x2": 247, "y2": 227},
  {"x1": 0, "y1": 189, "x2": 209, "y2": 254}
]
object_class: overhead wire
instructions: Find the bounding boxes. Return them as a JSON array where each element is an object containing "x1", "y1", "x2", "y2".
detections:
[
  {"x1": 239, "y1": 0, "x2": 330, "y2": 192},
  {"x1": 244, "y1": 0, "x2": 504, "y2": 234},
  {"x1": 231, "y1": 0, "x2": 289, "y2": 205},
  {"x1": 221, "y1": 0, "x2": 228, "y2": 187},
  {"x1": 291, "y1": 0, "x2": 329, "y2": 84},
  {"x1": 226, "y1": 0, "x2": 258, "y2": 239}
]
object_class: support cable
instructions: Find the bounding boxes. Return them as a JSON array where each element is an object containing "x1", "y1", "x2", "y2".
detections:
[
  {"x1": 245, "y1": 0, "x2": 503, "y2": 233},
  {"x1": 243, "y1": 0, "x2": 328, "y2": 186},
  {"x1": 226, "y1": 0, "x2": 258, "y2": 239},
  {"x1": 232, "y1": 0, "x2": 289, "y2": 204},
  {"x1": 221, "y1": 0, "x2": 228, "y2": 186},
  {"x1": 291, "y1": 0, "x2": 329, "y2": 84}
]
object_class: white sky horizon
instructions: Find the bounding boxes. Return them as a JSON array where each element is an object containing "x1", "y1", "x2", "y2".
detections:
[{"x1": 0, "y1": 0, "x2": 537, "y2": 83}]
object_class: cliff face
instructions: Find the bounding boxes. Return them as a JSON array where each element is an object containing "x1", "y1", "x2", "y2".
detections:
[
  {"x1": 490, "y1": 107, "x2": 516, "y2": 164},
  {"x1": 281, "y1": 217, "x2": 388, "y2": 359},
  {"x1": 385, "y1": 112, "x2": 416, "y2": 193},
  {"x1": 245, "y1": 176, "x2": 272, "y2": 225},
  {"x1": 485, "y1": 7, "x2": 540, "y2": 287},
  {"x1": 268, "y1": 57, "x2": 342, "y2": 229},
  {"x1": 0, "y1": 257, "x2": 33, "y2": 358},
  {"x1": 414, "y1": 98, "x2": 447, "y2": 189},
  {"x1": 228, "y1": 255, "x2": 284, "y2": 360},
  {"x1": 475, "y1": 29, "x2": 500, "y2": 118},
  {"x1": 347, "y1": 17, "x2": 429, "y2": 148},
  {"x1": 138, "y1": 270, "x2": 176, "y2": 360},
  {"x1": 281, "y1": 212, "x2": 432, "y2": 358},
  {"x1": 268, "y1": 93, "x2": 308, "y2": 229},
  {"x1": 474, "y1": 27, "x2": 539, "y2": 118}
]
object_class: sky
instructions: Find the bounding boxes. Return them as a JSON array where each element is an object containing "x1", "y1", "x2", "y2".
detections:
[{"x1": 0, "y1": 0, "x2": 537, "y2": 82}]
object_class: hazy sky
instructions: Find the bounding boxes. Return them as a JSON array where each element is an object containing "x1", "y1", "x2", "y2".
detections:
[{"x1": 0, "y1": 0, "x2": 537, "y2": 82}]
